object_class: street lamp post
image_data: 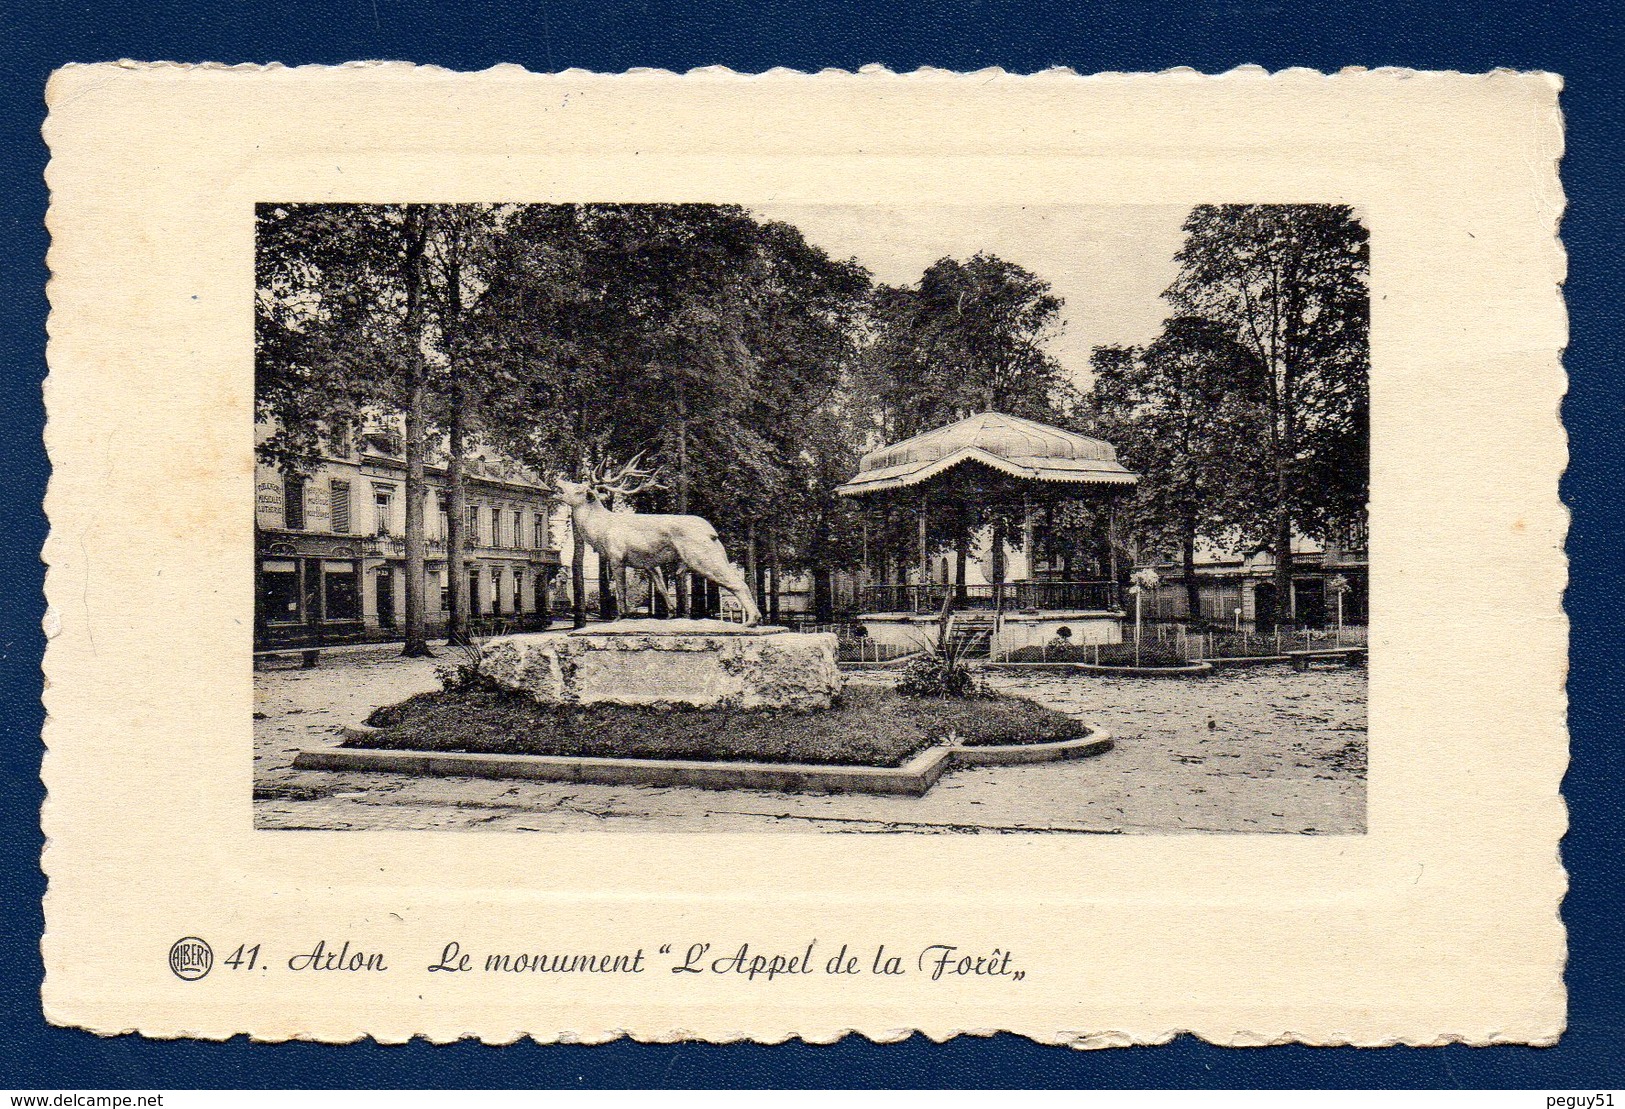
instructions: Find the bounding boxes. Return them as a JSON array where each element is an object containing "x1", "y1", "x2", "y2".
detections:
[
  {"x1": 1328, "y1": 574, "x2": 1351, "y2": 646},
  {"x1": 1129, "y1": 568, "x2": 1161, "y2": 667}
]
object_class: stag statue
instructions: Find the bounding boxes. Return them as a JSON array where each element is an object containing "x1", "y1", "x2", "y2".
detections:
[{"x1": 555, "y1": 454, "x2": 763, "y2": 626}]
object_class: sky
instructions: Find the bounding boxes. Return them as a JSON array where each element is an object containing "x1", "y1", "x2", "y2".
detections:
[{"x1": 750, "y1": 203, "x2": 1192, "y2": 390}]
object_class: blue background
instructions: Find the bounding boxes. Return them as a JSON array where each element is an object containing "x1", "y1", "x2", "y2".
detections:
[{"x1": 3, "y1": 0, "x2": 1620, "y2": 1089}]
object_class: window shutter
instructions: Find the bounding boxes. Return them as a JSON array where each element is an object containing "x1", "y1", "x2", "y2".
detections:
[
  {"x1": 330, "y1": 480, "x2": 351, "y2": 534},
  {"x1": 283, "y1": 474, "x2": 305, "y2": 530}
]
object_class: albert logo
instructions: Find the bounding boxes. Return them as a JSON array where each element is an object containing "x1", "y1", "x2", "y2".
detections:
[{"x1": 168, "y1": 937, "x2": 213, "y2": 981}]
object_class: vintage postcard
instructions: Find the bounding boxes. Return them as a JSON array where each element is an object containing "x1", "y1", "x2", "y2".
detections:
[{"x1": 41, "y1": 64, "x2": 1566, "y2": 1045}]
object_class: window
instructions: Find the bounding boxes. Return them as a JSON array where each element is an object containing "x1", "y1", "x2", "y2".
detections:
[
  {"x1": 330, "y1": 480, "x2": 351, "y2": 534},
  {"x1": 322, "y1": 560, "x2": 360, "y2": 621},
  {"x1": 468, "y1": 505, "x2": 482, "y2": 545},
  {"x1": 513, "y1": 567, "x2": 524, "y2": 612},
  {"x1": 258, "y1": 560, "x2": 300, "y2": 625},
  {"x1": 439, "y1": 570, "x2": 450, "y2": 612},
  {"x1": 512, "y1": 511, "x2": 523, "y2": 551},
  {"x1": 468, "y1": 569, "x2": 482, "y2": 616},
  {"x1": 533, "y1": 515, "x2": 547, "y2": 550},
  {"x1": 282, "y1": 474, "x2": 305, "y2": 530},
  {"x1": 493, "y1": 508, "x2": 506, "y2": 548},
  {"x1": 373, "y1": 486, "x2": 394, "y2": 537},
  {"x1": 438, "y1": 504, "x2": 449, "y2": 544},
  {"x1": 489, "y1": 571, "x2": 500, "y2": 613}
]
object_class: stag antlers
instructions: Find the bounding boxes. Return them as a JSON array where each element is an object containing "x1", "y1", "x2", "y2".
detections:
[{"x1": 587, "y1": 451, "x2": 668, "y2": 503}]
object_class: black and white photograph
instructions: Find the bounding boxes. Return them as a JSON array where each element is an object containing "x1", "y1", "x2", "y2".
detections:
[
  {"x1": 253, "y1": 200, "x2": 1371, "y2": 835},
  {"x1": 43, "y1": 61, "x2": 1567, "y2": 1053}
]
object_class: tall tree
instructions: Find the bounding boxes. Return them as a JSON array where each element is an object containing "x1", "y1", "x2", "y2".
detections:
[
  {"x1": 1164, "y1": 205, "x2": 1370, "y2": 616},
  {"x1": 466, "y1": 203, "x2": 871, "y2": 621},
  {"x1": 255, "y1": 205, "x2": 403, "y2": 474},
  {"x1": 255, "y1": 203, "x2": 440, "y2": 655},
  {"x1": 1090, "y1": 319, "x2": 1263, "y2": 618},
  {"x1": 859, "y1": 253, "x2": 1080, "y2": 582},
  {"x1": 424, "y1": 204, "x2": 513, "y2": 644},
  {"x1": 396, "y1": 207, "x2": 433, "y2": 655},
  {"x1": 862, "y1": 254, "x2": 1078, "y2": 438}
]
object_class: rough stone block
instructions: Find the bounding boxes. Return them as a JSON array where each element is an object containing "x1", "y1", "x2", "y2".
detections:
[{"x1": 480, "y1": 620, "x2": 842, "y2": 711}]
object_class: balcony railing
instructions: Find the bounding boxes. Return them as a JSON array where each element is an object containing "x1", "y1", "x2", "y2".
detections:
[
  {"x1": 364, "y1": 533, "x2": 559, "y2": 562},
  {"x1": 856, "y1": 581, "x2": 1120, "y2": 614}
]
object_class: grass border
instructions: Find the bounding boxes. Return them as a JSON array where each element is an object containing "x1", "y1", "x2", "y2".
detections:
[{"x1": 293, "y1": 721, "x2": 1113, "y2": 796}]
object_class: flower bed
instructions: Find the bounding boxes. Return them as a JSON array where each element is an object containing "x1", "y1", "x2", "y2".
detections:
[{"x1": 352, "y1": 683, "x2": 1087, "y2": 769}]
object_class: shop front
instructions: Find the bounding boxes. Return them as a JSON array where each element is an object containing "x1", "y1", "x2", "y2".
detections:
[{"x1": 255, "y1": 532, "x2": 368, "y2": 647}]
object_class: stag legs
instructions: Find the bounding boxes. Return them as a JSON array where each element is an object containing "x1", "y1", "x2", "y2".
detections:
[
  {"x1": 672, "y1": 544, "x2": 763, "y2": 626},
  {"x1": 602, "y1": 552, "x2": 762, "y2": 626},
  {"x1": 647, "y1": 566, "x2": 679, "y2": 617},
  {"x1": 604, "y1": 562, "x2": 684, "y2": 620}
]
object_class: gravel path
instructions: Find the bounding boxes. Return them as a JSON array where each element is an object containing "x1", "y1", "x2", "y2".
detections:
[{"x1": 254, "y1": 652, "x2": 1365, "y2": 834}]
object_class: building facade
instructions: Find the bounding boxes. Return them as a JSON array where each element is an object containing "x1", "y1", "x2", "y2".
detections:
[
  {"x1": 1134, "y1": 523, "x2": 1370, "y2": 629},
  {"x1": 254, "y1": 426, "x2": 562, "y2": 647}
]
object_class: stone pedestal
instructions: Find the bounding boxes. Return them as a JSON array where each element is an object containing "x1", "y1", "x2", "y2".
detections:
[{"x1": 480, "y1": 620, "x2": 842, "y2": 711}]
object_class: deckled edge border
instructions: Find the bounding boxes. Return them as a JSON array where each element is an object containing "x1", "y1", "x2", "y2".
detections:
[{"x1": 38, "y1": 62, "x2": 1569, "y2": 1048}]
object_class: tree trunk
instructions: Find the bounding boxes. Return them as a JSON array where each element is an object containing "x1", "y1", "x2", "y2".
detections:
[
  {"x1": 1184, "y1": 515, "x2": 1201, "y2": 622},
  {"x1": 768, "y1": 534, "x2": 782, "y2": 625},
  {"x1": 1272, "y1": 410, "x2": 1295, "y2": 623},
  {"x1": 598, "y1": 554, "x2": 617, "y2": 620},
  {"x1": 443, "y1": 222, "x2": 470, "y2": 647},
  {"x1": 673, "y1": 384, "x2": 690, "y2": 513},
  {"x1": 688, "y1": 572, "x2": 713, "y2": 619},
  {"x1": 399, "y1": 205, "x2": 431, "y2": 658},
  {"x1": 745, "y1": 519, "x2": 759, "y2": 624},
  {"x1": 572, "y1": 406, "x2": 589, "y2": 629},
  {"x1": 673, "y1": 384, "x2": 690, "y2": 618},
  {"x1": 445, "y1": 396, "x2": 469, "y2": 645},
  {"x1": 1270, "y1": 271, "x2": 1300, "y2": 628},
  {"x1": 1021, "y1": 499, "x2": 1036, "y2": 580},
  {"x1": 1273, "y1": 501, "x2": 1294, "y2": 624},
  {"x1": 1106, "y1": 505, "x2": 1121, "y2": 593},
  {"x1": 954, "y1": 527, "x2": 969, "y2": 605},
  {"x1": 745, "y1": 520, "x2": 758, "y2": 597}
]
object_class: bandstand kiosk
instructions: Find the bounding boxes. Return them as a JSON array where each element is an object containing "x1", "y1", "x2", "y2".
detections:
[{"x1": 836, "y1": 411, "x2": 1140, "y2": 657}]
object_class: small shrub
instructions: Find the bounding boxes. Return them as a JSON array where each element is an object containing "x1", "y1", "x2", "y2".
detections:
[
  {"x1": 433, "y1": 638, "x2": 503, "y2": 694},
  {"x1": 1007, "y1": 642, "x2": 1089, "y2": 663},
  {"x1": 897, "y1": 633, "x2": 994, "y2": 699}
]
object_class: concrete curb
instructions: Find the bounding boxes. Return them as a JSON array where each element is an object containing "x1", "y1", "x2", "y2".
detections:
[
  {"x1": 983, "y1": 661, "x2": 1214, "y2": 678},
  {"x1": 299, "y1": 723, "x2": 1113, "y2": 796},
  {"x1": 1072, "y1": 661, "x2": 1213, "y2": 678},
  {"x1": 981, "y1": 661, "x2": 1087, "y2": 674},
  {"x1": 951, "y1": 733, "x2": 1115, "y2": 766}
]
